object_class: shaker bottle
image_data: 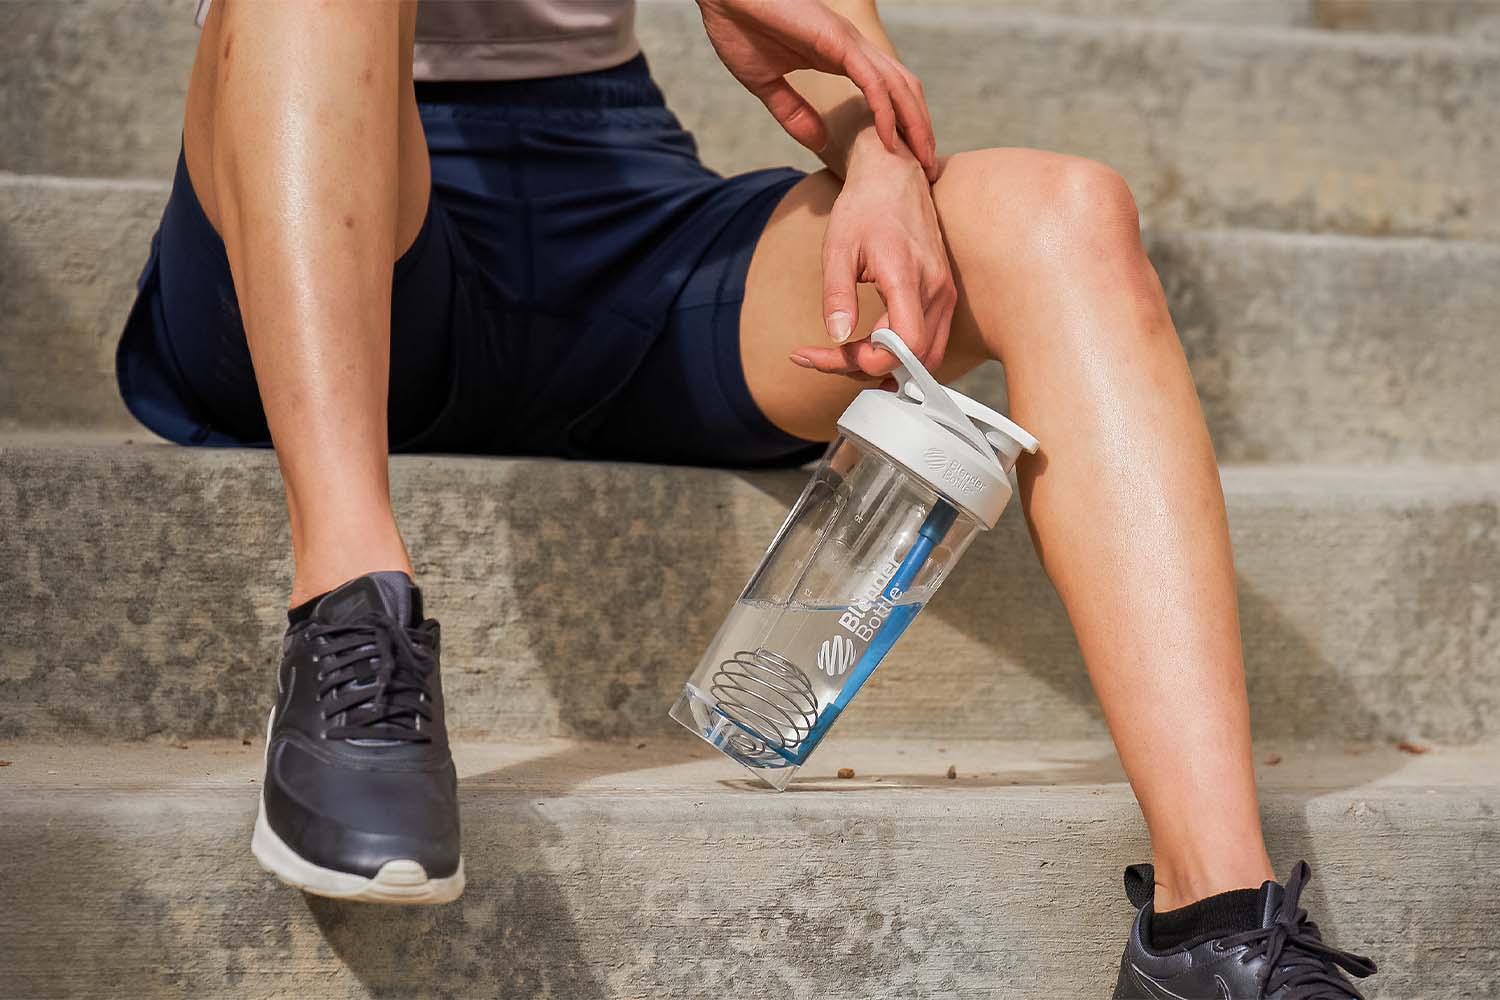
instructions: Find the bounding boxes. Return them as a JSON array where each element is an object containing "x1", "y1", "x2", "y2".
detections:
[{"x1": 669, "y1": 328, "x2": 1038, "y2": 789}]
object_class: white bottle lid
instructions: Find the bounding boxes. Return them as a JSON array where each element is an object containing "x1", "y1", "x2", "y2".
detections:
[{"x1": 835, "y1": 329, "x2": 1039, "y2": 529}]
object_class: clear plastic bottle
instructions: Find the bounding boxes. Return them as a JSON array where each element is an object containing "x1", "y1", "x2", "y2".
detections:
[{"x1": 670, "y1": 329, "x2": 1038, "y2": 789}]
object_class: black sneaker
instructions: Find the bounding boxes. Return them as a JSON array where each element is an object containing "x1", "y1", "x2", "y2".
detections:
[
  {"x1": 250, "y1": 571, "x2": 464, "y2": 903},
  {"x1": 1113, "y1": 862, "x2": 1376, "y2": 999}
]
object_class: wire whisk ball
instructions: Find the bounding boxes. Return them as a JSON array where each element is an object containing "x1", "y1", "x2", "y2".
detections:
[{"x1": 709, "y1": 649, "x2": 820, "y2": 763}]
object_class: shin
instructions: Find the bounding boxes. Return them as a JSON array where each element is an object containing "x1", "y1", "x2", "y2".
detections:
[{"x1": 183, "y1": 0, "x2": 428, "y2": 604}]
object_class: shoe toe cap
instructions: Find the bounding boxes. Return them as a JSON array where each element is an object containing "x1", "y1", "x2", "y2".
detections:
[{"x1": 263, "y1": 740, "x2": 461, "y2": 879}]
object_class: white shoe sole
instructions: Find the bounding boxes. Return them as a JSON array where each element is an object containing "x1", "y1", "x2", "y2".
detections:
[{"x1": 251, "y1": 796, "x2": 465, "y2": 905}]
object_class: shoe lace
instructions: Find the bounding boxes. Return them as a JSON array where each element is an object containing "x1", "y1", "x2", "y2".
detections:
[
  {"x1": 309, "y1": 613, "x2": 437, "y2": 742},
  {"x1": 1218, "y1": 862, "x2": 1377, "y2": 999}
]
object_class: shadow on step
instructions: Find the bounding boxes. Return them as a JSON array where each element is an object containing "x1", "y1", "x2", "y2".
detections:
[
  {"x1": 724, "y1": 471, "x2": 1407, "y2": 933},
  {"x1": 304, "y1": 875, "x2": 610, "y2": 1000},
  {"x1": 719, "y1": 747, "x2": 1127, "y2": 792},
  {"x1": 303, "y1": 783, "x2": 613, "y2": 999}
]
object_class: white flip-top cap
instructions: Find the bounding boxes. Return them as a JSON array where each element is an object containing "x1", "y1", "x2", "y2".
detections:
[{"x1": 835, "y1": 329, "x2": 1039, "y2": 529}]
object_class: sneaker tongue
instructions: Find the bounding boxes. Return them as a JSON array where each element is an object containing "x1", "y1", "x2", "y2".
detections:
[
  {"x1": 312, "y1": 571, "x2": 422, "y2": 627},
  {"x1": 1258, "y1": 879, "x2": 1286, "y2": 928}
]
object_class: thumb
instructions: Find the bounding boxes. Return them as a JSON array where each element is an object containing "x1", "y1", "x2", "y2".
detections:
[{"x1": 751, "y1": 77, "x2": 829, "y2": 154}]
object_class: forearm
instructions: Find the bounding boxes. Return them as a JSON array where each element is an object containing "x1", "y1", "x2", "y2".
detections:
[{"x1": 788, "y1": 0, "x2": 915, "y2": 178}]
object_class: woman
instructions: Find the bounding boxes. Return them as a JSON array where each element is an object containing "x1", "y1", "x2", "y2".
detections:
[{"x1": 117, "y1": 0, "x2": 1376, "y2": 995}]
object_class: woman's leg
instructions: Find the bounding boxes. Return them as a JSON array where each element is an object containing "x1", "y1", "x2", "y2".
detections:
[
  {"x1": 740, "y1": 150, "x2": 1274, "y2": 910},
  {"x1": 183, "y1": 0, "x2": 429, "y2": 605}
]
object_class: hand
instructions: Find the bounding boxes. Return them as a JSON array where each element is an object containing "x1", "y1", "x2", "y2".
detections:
[
  {"x1": 696, "y1": 0, "x2": 938, "y2": 180},
  {"x1": 791, "y1": 135, "x2": 955, "y2": 378}
]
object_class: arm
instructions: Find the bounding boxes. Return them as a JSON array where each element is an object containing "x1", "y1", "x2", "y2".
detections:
[
  {"x1": 696, "y1": 0, "x2": 938, "y2": 181},
  {"x1": 784, "y1": 0, "x2": 928, "y2": 180},
  {"x1": 784, "y1": 2, "x2": 958, "y2": 374},
  {"x1": 697, "y1": 0, "x2": 951, "y2": 367}
]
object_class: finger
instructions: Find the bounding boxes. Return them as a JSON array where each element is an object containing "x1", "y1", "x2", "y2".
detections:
[
  {"x1": 891, "y1": 63, "x2": 939, "y2": 181},
  {"x1": 901, "y1": 65, "x2": 934, "y2": 156},
  {"x1": 848, "y1": 338, "x2": 904, "y2": 378},
  {"x1": 854, "y1": 310, "x2": 901, "y2": 377},
  {"x1": 923, "y1": 276, "x2": 957, "y2": 371},
  {"x1": 928, "y1": 152, "x2": 950, "y2": 185},
  {"x1": 841, "y1": 48, "x2": 899, "y2": 154},
  {"x1": 750, "y1": 77, "x2": 829, "y2": 154},
  {"x1": 826, "y1": 285, "x2": 953, "y2": 380},
  {"x1": 926, "y1": 292, "x2": 956, "y2": 373},
  {"x1": 879, "y1": 267, "x2": 934, "y2": 366},
  {"x1": 791, "y1": 344, "x2": 865, "y2": 375},
  {"x1": 822, "y1": 239, "x2": 860, "y2": 345}
]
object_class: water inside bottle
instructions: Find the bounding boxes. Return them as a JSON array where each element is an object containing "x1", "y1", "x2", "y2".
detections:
[{"x1": 670, "y1": 594, "x2": 925, "y2": 787}]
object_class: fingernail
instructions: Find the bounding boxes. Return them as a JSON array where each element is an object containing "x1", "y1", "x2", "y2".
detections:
[
  {"x1": 789, "y1": 353, "x2": 816, "y2": 369},
  {"x1": 826, "y1": 311, "x2": 853, "y2": 344}
]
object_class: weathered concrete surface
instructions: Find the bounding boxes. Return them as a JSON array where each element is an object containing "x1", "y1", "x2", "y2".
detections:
[
  {"x1": 986, "y1": 229, "x2": 1500, "y2": 463},
  {"x1": 1301, "y1": 0, "x2": 1500, "y2": 36},
  {"x1": 15, "y1": 734, "x2": 1500, "y2": 793},
  {"x1": 0, "y1": 175, "x2": 156, "y2": 434},
  {"x1": 5, "y1": 2, "x2": 1499, "y2": 240},
  {"x1": 1, "y1": 738, "x2": 1495, "y2": 999},
  {"x1": 2, "y1": 442, "x2": 1496, "y2": 744},
  {"x1": 959, "y1": 0, "x2": 1500, "y2": 38},
  {"x1": 641, "y1": 5, "x2": 1500, "y2": 240},
  {"x1": 6, "y1": 172, "x2": 1497, "y2": 461},
  {"x1": 0, "y1": 0, "x2": 199, "y2": 180}
]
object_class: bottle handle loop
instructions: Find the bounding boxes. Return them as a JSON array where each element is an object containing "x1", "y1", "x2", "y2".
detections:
[{"x1": 870, "y1": 327, "x2": 998, "y2": 465}]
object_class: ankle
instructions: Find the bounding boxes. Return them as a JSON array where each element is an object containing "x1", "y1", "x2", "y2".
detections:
[
  {"x1": 290, "y1": 542, "x2": 415, "y2": 607},
  {"x1": 1151, "y1": 854, "x2": 1276, "y2": 912},
  {"x1": 287, "y1": 512, "x2": 413, "y2": 606},
  {"x1": 290, "y1": 564, "x2": 414, "y2": 608}
]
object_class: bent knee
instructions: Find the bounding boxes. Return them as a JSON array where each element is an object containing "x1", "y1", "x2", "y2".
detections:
[
  {"x1": 937, "y1": 149, "x2": 1145, "y2": 268},
  {"x1": 1042, "y1": 155, "x2": 1142, "y2": 247},
  {"x1": 935, "y1": 150, "x2": 1172, "y2": 357}
]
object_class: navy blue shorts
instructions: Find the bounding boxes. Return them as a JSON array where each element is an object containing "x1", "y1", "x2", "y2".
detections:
[{"x1": 116, "y1": 55, "x2": 823, "y2": 467}]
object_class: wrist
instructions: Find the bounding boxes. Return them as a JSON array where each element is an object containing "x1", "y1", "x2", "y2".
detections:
[{"x1": 845, "y1": 125, "x2": 925, "y2": 182}]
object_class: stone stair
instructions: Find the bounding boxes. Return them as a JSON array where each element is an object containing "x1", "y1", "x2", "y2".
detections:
[
  {"x1": 3, "y1": 738, "x2": 1498, "y2": 999},
  {"x1": 6, "y1": 173, "x2": 1500, "y2": 461},
  {"x1": 9, "y1": 2, "x2": 1500, "y2": 237},
  {"x1": 2, "y1": 442, "x2": 1497, "y2": 749},
  {"x1": 2, "y1": 1, "x2": 1497, "y2": 997}
]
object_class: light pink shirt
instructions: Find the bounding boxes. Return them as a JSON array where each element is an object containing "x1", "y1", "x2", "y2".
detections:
[{"x1": 196, "y1": 0, "x2": 639, "y2": 82}]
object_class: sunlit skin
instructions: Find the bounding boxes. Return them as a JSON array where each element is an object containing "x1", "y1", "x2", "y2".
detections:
[
  {"x1": 741, "y1": 153, "x2": 1275, "y2": 910},
  {"x1": 185, "y1": 0, "x2": 428, "y2": 599},
  {"x1": 183, "y1": 0, "x2": 1273, "y2": 913}
]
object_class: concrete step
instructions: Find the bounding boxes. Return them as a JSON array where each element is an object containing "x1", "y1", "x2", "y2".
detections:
[
  {"x1": 967, "y1": 228, "x2": 1500, "y2": 464},
  {"x1": 0, "y1": 175, "x2": 157, "y2": 435},
  {"x1": 640, "y1": 5, "x2": 1500, "y2": 241},
  {"x1": 2, "y1": 438, "x2": 1495, "y2": 745},
  {"x1": 1, "y1": 737, "x2": 1494, "y2": 998},
  {"x1": 4, "y1": 3, "x2": 1498, "y2": 240},
  {"x1": 5, "y1": 172, "x2": 1497, "y2": 461},
  {"x1": 957, "y1": 0, "x2": 1500, "y2": 38}
]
